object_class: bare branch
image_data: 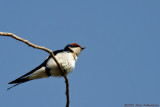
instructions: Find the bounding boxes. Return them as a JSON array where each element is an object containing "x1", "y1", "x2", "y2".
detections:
[{"x1": 0, "y1": 32, "x2": 70, "y2": 107}]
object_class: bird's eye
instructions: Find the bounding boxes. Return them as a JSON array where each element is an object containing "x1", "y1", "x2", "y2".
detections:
[{"x1": 70, "y1": 45, "x2": 77, "y2": 48}]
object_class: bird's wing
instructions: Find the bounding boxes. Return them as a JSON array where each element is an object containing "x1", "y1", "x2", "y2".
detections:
[
  {"x1": 7, "y1": 50, "x2": 64, "y2": 90},
  {"x1": 53, "y1": 49, "x2": 64, "y2": 55},
  {"x1": 8, "y1": 56, "x2": 51, "y2": 84}
]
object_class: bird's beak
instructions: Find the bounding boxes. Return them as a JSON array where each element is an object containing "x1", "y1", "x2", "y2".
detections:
[{"x1": 81, "y1": 47, "x2": 85, "y2": 50}]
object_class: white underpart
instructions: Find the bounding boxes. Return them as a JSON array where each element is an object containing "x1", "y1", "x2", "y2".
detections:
[
  {"x1": 27, "y1": 48, "x2": 81, "y2": 80},
  {"x1": 47, "y1": 52, "x2": 77, "y2": 77},
  {"x1": 28, "y1": 67, "x2": 48, "y2": 80}
]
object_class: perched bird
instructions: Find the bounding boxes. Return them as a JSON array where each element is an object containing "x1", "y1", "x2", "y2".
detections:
[{"x1": 8, "y1": 43, "x2": 85, "y2": 90}]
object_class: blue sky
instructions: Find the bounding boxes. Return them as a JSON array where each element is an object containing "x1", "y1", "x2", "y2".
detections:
[{"x1": 0, "y1": 0, "x2": 160, "y2": 107}]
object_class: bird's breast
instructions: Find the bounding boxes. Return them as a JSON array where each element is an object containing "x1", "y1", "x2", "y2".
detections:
[{"x1": 46, "y1": 52, "x2": 76, "y2": 77}]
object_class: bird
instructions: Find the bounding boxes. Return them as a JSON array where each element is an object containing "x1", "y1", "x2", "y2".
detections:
[{"x1": 7, "y1": 43, "x2": 85, "y2": 90}]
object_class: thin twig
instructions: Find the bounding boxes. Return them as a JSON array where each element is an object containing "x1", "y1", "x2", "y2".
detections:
[
  {"x1": 0, "y1": 32, "x2": 70, "y2": 107},
  {"x1": 65, "y1": 76, "x2": 70, "y2": 107}
]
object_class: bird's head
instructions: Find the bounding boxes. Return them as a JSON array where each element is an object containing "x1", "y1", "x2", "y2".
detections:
[{"x1": 64, "y1": 43, "x2": 85, "y2": 56}]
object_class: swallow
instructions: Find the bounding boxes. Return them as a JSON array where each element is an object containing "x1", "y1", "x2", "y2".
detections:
[{"x1": 8, "y1": 43, "x2": 85, "y2": 90}]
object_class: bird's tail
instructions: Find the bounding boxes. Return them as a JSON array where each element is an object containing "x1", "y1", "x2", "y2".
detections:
[
  {"x1": 7, "y1": 83, "x2": 22, "y2": 90},
  {"x1": 7, "y1": 77, "x2": 30, "y2": 90}
]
